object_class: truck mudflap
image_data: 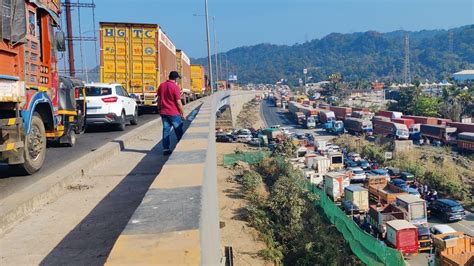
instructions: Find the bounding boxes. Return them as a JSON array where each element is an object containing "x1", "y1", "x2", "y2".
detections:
[{"x1": 0, "y1": 117, "x2": 24, "y2": 162}]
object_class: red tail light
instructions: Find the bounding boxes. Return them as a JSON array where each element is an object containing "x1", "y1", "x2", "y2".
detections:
[
  {"x1": 102, "y1": 96, "x2": 118, "y2": 103},
  {"x1": 74, "y1": 88, "x2": 79, "y2": 99}
]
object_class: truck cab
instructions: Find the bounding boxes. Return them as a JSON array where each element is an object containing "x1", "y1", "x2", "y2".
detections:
[{"x1": 1, "y1": 0, "x2": 66, "y2": 174}]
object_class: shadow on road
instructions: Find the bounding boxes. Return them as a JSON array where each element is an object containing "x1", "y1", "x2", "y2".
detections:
[{"x1": 40, "y1": 105, "x2": 202, "y2": 265}]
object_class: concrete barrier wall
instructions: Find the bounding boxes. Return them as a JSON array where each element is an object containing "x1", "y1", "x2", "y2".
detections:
[
  {"x1": 105, "y1": 91, "x2": 254, "y2": 265},
  {"x1": 229, "y1": 91, "x2": 259, "y2": 126}
]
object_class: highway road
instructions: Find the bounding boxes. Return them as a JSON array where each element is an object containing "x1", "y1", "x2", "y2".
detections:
[{"x1": 0, "y1": 113, "x2": 160, "y2": 199}]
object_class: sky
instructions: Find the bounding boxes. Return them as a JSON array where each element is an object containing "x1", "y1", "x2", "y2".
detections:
[{"x1": 66, "y1": 0, "x2": 474, "y2": 69}]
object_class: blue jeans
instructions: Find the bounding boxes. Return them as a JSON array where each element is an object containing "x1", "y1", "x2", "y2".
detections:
[{"x1": 161, "y1": 115, "x2": 184, "y2": 150}]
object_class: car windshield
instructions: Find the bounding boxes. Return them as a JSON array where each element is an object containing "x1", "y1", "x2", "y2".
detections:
[
  {"x1": 354, "y1": 170, "x2": 364, "y2": 175},
  {"x1": 450, "y1": 205, "x2": 464, "y2": 212},
  {"x1": 86, "y1": 87, "x2": 112, "y2": 96}
]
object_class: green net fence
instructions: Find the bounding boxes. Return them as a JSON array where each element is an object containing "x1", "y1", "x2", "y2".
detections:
[
  {"x1": 223, "y1": 151, "x2": 271, "y2": 166},
  {"x1": 305, "y1": 182, "x2": 406, "y2": 266}
]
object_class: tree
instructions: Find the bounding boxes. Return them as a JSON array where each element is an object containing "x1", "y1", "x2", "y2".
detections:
[{"x1": 414, "y1": 96, "x2": 440, "y2": 117}]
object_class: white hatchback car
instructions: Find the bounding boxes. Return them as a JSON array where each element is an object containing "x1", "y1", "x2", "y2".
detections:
[
  {"x1": 85, "y1": 83, "x2": 138, "y2": 130},
  {"x1": 349, "y1": 167, "x2": 367, "y2": 183}
]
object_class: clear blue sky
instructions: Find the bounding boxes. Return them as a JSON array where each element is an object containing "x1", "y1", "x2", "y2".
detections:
[{"x1": 70, "y1": 0, "x2": 473, "y2": 69}]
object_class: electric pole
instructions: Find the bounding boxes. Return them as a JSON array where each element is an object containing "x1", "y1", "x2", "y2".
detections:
[{"x1": 204, "y1": 0, "x2": 214, "y2": 92}]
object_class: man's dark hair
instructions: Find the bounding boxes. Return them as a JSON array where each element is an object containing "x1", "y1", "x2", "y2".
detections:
[{"x1": 169, "y1": 71, "x2": 181, "y2": 80}]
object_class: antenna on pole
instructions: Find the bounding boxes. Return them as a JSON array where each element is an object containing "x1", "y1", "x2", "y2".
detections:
[{"x1": 403, "y1": 32, "x2": 411, "y2": 85}]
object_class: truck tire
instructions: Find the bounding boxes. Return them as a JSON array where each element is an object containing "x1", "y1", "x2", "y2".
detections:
[
  {"x1": 64, "y1": 129, "x2": 76, "y2": 147},
  {"x1": 20, "y1": 113, "x2": 47, "y2": 174}
]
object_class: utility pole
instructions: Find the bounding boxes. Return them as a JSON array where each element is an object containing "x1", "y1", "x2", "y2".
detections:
[
  {"x1": 212, "y1": 17, "x2": 219, "y2": 86},
  {"x1": 64, "y1": 0, "x2": 75, "y2": 77},
  {"x1": 204, "y1": 0, "x2": 214, "y2": 92},
  {"x1": 403, "y1": 33, "x2": 411, "y2": 85}
]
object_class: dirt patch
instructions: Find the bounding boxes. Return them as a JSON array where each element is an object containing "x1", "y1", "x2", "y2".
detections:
[{"x1": 236, "y1": 100, "x2": 264, "y2": 129}]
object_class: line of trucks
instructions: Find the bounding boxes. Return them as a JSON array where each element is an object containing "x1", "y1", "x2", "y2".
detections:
[
  {"x1": 291, "y1": 151, "x2": 473, "y2": 264},
  {"x1": 0, "y1": 1, "x2": 212, "y2": 174},
  {"x1": 283, "y1": 98, "x2": 474, "y2": 153}
]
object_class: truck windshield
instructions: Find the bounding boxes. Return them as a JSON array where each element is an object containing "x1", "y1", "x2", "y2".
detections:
[{"x1": 86, "y1": 87, "x2": 112, "y2": 96}]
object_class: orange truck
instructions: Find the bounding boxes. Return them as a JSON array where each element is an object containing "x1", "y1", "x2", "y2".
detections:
[
  {"x1": 191, "y1": 65, "x2": 207, "y2": 98},
  {"x1": 0, "y1": 0, "x2": 72, "y2": 174},
  {"x1": 100, "y1": 22, "x2": 178, "y2": 109},
  {"x1": 367, "y1": 178, "x2": 407, "y2": 204},
  {"x1": 176, "y1": 49, "x2": 193, "y2": 104},
  {"x1": 432, "y1": 232, "x2": 474, "y2": 265}
]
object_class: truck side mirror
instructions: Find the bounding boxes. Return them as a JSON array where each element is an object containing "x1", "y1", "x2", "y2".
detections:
[{"x1": 56, "y1": 31, "x2": 66, "y2": 52}]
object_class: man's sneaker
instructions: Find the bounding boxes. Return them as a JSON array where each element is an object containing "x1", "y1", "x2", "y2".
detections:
[{"x1": 163, "y1": 149, "x2": 172, "y2": 156}]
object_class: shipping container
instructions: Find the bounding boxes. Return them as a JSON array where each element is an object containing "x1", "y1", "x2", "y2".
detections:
[
  {"x1": 392, "y1": 118, "x2": 415, "y2": 129},
  {"x1": 457, "y1": 132, "x2": 474, "y2": 153},
  {"x1": 330, "y1": 106, "x2": 352, "y2": 120},
  {"x1": 324, "y1": 172, "x2": 351, "y2": 201},
  {"x1": 191, "y1": 65, "x2": 206, "y2": 97},
  {"x1": 420, "y1": 124, "x2": 457, "y2": 144},
  {"x1": 396, "y1": 194, "x2": 428, "y2": 226},
  {"x1": 373, "y1": 119, "x2": 409, "y2": 139},
  {"x1": 176, "y1": 49, "x2": 192, "y2": 104},
  {"x1": 386, "y1": 220, "x2": 419, "y2": 254},
  {"x1": 447, "y1": 121, "x2": 474, "y2": 134},
  {"x1": 401, "y1": 115, "x2": 437, "y2": 125},
  {"x1": 344, "y1": 186, "x2": 369, "y2": 212},
  {"x1": 351, "y1": 111, "x2": 374, "y2": 121},
  {"x1": 376, "y1": 110, "x2": 403, "y2": 119},
  {"x1": 100, "y1": 22, "x2": 177, "y2": 107},
  {"x1": 352, "y1": 107, "x2": 369, "y2": 112}
]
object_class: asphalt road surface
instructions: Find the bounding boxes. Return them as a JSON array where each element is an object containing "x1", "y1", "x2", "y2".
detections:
[{"x1": 0, "y1": 112, "x2": 161, "y2": 199}]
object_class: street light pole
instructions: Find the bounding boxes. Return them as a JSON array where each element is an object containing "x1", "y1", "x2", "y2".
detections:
[
  {"x1": 212, "y1": 17, "x2": 219, "y2": 87},
  {"x1": 204, "y1": 0, "x2": 214, "y2": 92}
]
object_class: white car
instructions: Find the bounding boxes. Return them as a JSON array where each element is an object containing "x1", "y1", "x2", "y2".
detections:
[
  {"x1": 349, "y1": 167, "x2": 367, "y2": 183},
  {"x1": 85, "y1": 83, "x2": 138, "y2": 131}
]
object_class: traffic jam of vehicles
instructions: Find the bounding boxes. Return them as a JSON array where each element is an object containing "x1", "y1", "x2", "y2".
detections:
[
  {"x1": 0, "y1": 3, "x2": 212, "y2": 175},
  {"x1": 221, "y1": 90, "x2": 473, "y2": 264}
]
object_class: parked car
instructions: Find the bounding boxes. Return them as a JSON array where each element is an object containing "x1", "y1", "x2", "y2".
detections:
[
  {"x1": 236, "y1": 134, "x2": 252, "y2": 143},
  {"x1": 345, "y1": 160, "x2": 358, "y2": 168},
  {"x1": 349, "y1": 167, "x2": 367, "y2": 183},
  {"x1": 391, "y1": 179, "x2": 408, "y2": 189},
  {"x1": 369, "y1": 168, "x2": 390, "y2": 178},
  {"x1": 342, "y1": 200, "x2": 360, "y2": 215},
  {"x1": 429, "y1": 199, "x2": 466, "y2": 222},
  {"x1": 216, "y1": 134, "x2": 234, "y2": 143},
  {"x1": 348, "y1": 152, "x2": 361, "y2": 161},
  {"x1": 85, "y1": 83, "x2": 138, "y2": 131},
  {"x1": 386, "y1": 167, "x2": 400, "y2": 177},
  {"x1": 399, "y1": 172, "x2": 415, "y2": 183},
  {"x1": 357, "y1": 159, "x2": 370, "y2": 170},
  {"x1": 430, "y1": 224, "x2": 457, "y2": 235}
]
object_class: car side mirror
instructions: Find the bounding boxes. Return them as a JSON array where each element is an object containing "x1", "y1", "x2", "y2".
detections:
[{"x1": 56, "y1": 31, "x2": 66, "y2": 52}]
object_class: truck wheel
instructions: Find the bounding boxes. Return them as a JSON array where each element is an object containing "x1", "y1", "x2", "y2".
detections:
[
  {"x1": 20, "y1": 113, "x2": 47, "y2": 174},
  {"x1": 65, "y1": 129, "x2": 76, "y2": 147}
]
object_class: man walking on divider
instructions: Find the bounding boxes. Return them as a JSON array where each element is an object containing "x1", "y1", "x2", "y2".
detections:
[{"x1": 157, "y1": 71, "x2": 185, "y2": 156}]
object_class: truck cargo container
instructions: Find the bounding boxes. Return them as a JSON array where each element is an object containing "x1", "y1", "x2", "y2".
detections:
[
  {"x1": 395, "y1": 194, "x2": 428, "y2": 226},
  {"x1": 368, "y1": 178, "x2": 408, "y2": 204},
  {"x1": 432, "y1": 232, "x2": 474, "y2": 266},
  {"x1": 344, "y1": 186, "x2": 369, "y2": 212},
  {"x1": 436, "y1": 118, "x2": 451, "y2": 125},
  {"x1": 344, "y1": 117, "x2": 373, "y2": 135},
  {"x1": 372, "y1": 115, "x2": 391, "y2": 122},
  {"x1": 295, "y1": 112, "x2": 306, "y2": 125},
  {"x1": 262, "y1": 128, "x2": 283, "y2": 142},
  {"x1": 176, "y1": 49, "x2": 193, "y2": 104},
  {"x1": 313, "y1": 156, "x2": 331, "y2": 174},
  {"x1": 385, "y1": 220, "x2": 419, "y2": 254},
  {"x1": 376, "y1": 110, "x2": 403, "y2": 119},
  {"x1": 457, "y1": 132, "x2": 474, "y2": 153},
  {"x1": 446, "y1": 121, "x2": 474, "y2": 134},
  {"x1": 420, "y1": 124, "x2": 457, "y2": 144},
  {"x1": 392, "y1": 118, "x2": 415, "y2": 129},
  {"x1": 352, "y1": 107, "x2": 369, "y2": 112},
  {"x1": 324, "y1": 172, "x2": 351, "y2": 201},
  {"x1": 328, "y1": 152, "x2": 344, "y2": 170},
  {"x1": 368, "y1": 204, "x2": 406, "y2": 235},
  {"x1": 351, "y1": 111, "x2": 373, "y2": 121},
  {"x1": 373, "y1": 119, "x2": 409, "y2": 139},
  {"x1": 191, "y1": 65, "x2": 207, "y2": 98},
  {"x1": 320, "y1": 110, "x2": 336, "y2": 125},
  {"x1": 318, "y1": 103, "x2": 331, "y2": 110},
  {"x1": 401, "y1": 115, "x2": 437, "y2": 125},
  {"x1": 330, "y1": 106, "x2": 352, "y2": 120},
  {"x1": 100, "y1": 22, "x2": 177, "y2": 107}
]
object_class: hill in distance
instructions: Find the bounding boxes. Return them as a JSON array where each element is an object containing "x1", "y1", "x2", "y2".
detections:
[{"x1": 192, "y1": 25, "x2": 474, "y2": 85}]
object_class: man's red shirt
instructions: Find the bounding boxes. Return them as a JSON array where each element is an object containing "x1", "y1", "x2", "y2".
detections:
[{"x1": 157, "y1": 80, "x2": 181, "y2": 116}]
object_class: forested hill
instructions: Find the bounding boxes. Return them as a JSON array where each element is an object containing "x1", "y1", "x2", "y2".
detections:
[{"x1": 192, "y1": 25, "x2": 474, "y2": 85}]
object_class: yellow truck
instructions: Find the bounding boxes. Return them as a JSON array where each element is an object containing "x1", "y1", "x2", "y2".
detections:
[
  {"x1": 99, "y1": 22, "x2": 177, "y2": 108},
  {"x1": 191, "y1": 65, "x2": 207, "y2": 98},
  {"x1": 176, "y1": 49, "x2": 193, "y2": 104}
]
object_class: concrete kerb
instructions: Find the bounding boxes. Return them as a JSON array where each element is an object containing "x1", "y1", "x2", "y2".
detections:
[{"x1": 0, "y1": 99, "x2": 206, "y2": 236}]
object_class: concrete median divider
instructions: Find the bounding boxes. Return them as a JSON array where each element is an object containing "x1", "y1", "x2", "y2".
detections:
[{"x1": 105, "y1": 91, "x2": 256, "y2": 265}]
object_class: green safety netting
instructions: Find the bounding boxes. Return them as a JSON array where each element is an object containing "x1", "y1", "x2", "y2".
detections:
[
  {"x1": 223, "y1": 151, "x2": 271, "y2": 166},
  {"x1": 305, "y1": 182, "x2": 406, "y2": 266}
]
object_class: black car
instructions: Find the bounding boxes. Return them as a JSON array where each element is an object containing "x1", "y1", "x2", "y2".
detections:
[
  {"x1": 429, "y1": 199, "x2": 466, "y2": 222},
  {"x1": 216, "y1": 134, "x2": 233, "y2": 143},
  {"x1": 399, "y1": 172, "x2": 415, "y2": 183},
  {"x1": 386, "y1": 167, "x2": 400, "y2": 177}
]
